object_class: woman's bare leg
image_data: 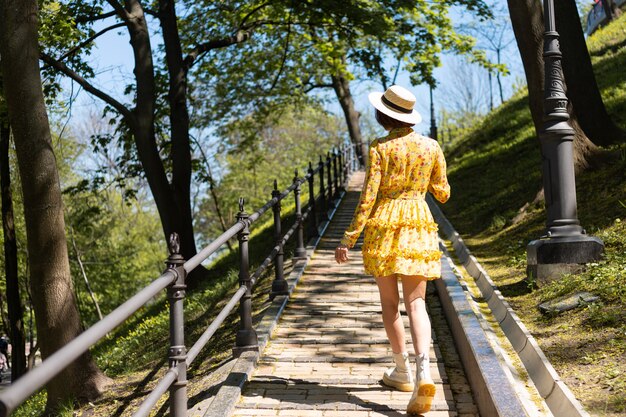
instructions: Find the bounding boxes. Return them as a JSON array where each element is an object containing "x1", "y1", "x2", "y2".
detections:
[
  {"x1": 375, "y1": 274, "x2": 407, "y2": 353},
  {"x1": 401, "y1": 276, "x2": 430, "y2": 356}
]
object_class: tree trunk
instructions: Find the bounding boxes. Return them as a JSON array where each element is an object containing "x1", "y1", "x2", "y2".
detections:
[
  {"x1": 488, "y1": 70, "x2": 494, "y2": 111},
  {"x1": 0, "y1": 0, "x2": 110, "y2": 411},
  {"x1": 496, "y1": 49, "x2": 504, "y2": 104},
  {"x1": 69, "y1": 227, "x2": 103, "y2": 321},
  {"x1": 157, "y1": 0, "x2": 203, "y2": 282},
  {"x1": 506, "y1": 0, "x2": 601, "y2": 172},
  {"x1": 0, "y1": 111, "x2": 27, "y2": 381},
  {"x1": 556, "y1": 0, "x2": 623, "y2": 147},
  {"x1": 330, "y1": 74, "x2": 367, "y2": 167},
  {"x1": 122, "y1": 0, "x2": 205, "y2": 286}
]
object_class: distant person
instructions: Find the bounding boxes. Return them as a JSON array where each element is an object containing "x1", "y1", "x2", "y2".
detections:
[
  {"x1": 0, "y1": 352, "x2": 6, "y2": 382},
  {"x1": 0, "y1": 336, "x2": 7, "y2": 382},
  {"x1": 0, "y1": 335, "x2": 8, "y2": 369},
  {"x1": 335, "y1": 85, "x2": 450, "y2": 415},
  {"x1": 0, "y1": 336, "x2": 8, "y2": 358}
]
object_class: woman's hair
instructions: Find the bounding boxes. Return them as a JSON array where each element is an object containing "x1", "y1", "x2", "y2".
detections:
[{"x1": 375, "y1": 109, "x2": 415, "y2": 130}]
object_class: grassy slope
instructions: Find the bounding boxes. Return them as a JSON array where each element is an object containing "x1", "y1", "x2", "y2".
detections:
[
  {"x1": 442, "y1": 15, "x2": 626, "y2": 416},
  {"x1": 15, "y1": 205, "x2": 304, "y2": 416}
]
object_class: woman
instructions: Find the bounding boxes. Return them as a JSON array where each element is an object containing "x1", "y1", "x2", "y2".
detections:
[{"x1": 335, "y1": 85, "x2": 450, "y2": 415}]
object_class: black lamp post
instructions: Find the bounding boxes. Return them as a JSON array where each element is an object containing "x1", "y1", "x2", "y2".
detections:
[
  {"x1": 526, "y1": 0, "x2": 603, "y2": 284},
  {"x1": 429, "y1": 85, "x2": 438, "y2": 141}
]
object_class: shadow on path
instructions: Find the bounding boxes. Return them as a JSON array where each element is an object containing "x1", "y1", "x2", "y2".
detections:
[{"x1": 241, "y1": 375, "x2": 427, "y2": 417}]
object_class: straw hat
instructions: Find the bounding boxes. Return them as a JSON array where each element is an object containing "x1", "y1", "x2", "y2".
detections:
[{"x1": 368, "y1": 85, "x2": 422, "y2": 125}]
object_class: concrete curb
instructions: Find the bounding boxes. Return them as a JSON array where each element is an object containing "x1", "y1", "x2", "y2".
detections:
[
  {"x1": 197, "y1": 190, "x2": 347, "y2": 417},
  {"x1": 436, "y1": 246, "x2": 530, "y2": 417},
  {"x1": 427, "y1": 195, "x2": 591, "y2": 417}
]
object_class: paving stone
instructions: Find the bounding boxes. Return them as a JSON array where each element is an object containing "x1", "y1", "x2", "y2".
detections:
[
  {"x1": 277, "y1": 410, "x2": 322, "y2": 416},
  {"x1": 232, "y1": 408, "x2": 277, "y2": 416}
]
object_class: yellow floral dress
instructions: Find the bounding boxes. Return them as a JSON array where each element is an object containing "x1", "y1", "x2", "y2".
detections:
[{"x1": 340, "y1": 127, "x2": 450, "y2": 279}]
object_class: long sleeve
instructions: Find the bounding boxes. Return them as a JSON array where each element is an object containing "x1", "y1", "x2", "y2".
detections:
[
  {"x1": 428, "y1": 142, "x2": 450, "y2": 203},
  {"x1": 340, "y1": 144, "x2": 382, "y2": 248}
]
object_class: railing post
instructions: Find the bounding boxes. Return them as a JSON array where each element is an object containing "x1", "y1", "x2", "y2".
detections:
[
  {"x1": 332, "y1": 148, "x2": 339, "y2": 197},
  {"x1": 318, "y1": 155, "x2": 328, "y2": 221},
  {"x1": 346, "y1": 144, "x2": 351, "y2": 174},
  {"x1": 293, "y1": 170, "x2": 307, "y2": 259},
  {"x1": 234, "y1": 198, "x2": 258, "y2": 356},
  {"x1": 166, "y1": 233, "x2": 188, "y2": 417},
  {"x1": 344, "y1": 144, "x2": 350, "y2": 182},
  {"x1": 307, "y1": 162, "x2": 319, "y2": 239},
  {"x1": 270, "y1": 180, "x2": 288, "y2": 299},
  {"x1": 326, "y1": 152, "x2": 335, "y2": 208},
  {"x1": 338, "y1": 145, "x2": 345, "y2": 190}
]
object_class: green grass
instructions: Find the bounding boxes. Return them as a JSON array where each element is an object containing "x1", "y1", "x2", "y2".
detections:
[{"x1": 441, "y1": 13, "x2": 626, "y2": 417}]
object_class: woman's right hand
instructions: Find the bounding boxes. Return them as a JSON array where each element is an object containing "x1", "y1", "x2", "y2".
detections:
[{"x1": 335, "y1": 244, "x2": 349, "y2": 264}]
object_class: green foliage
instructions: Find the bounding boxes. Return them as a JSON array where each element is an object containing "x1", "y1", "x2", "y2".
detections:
[
  {"x1": 586, "y1": 13, "x2": 626, "y2": 130},
  {"x1": 13, "y1": 392, "x2": 47, "y2": 417},
  {"x1": 38, "y1": 0, "x2": 96, "y2": 102},
  {"x1": 197, "y1": 103, "x2": 346, "y2": 239},
  {"x1": 65, "y1": 189, "x2": 165, "y2": 326},
  {"x1": 48, "y1": 126, "x2": 166, "y2": 326},
  {"x1": 190, "y1": 0, "x2": 494, "y2": 128}
]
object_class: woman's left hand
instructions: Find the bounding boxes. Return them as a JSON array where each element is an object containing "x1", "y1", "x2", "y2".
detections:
[{"x1": 335, "y1": 244, "x2": 349, "y2": 264}]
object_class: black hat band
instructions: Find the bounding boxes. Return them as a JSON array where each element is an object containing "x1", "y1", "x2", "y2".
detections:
[{"x1": 381, "y1": 94, "x2": 412, "y2": 114}]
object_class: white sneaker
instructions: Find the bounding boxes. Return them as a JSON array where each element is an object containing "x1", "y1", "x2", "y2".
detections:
[
  {"x1": 382, "y1": 351, "x2": 414, "y2": 392},
  {"x1": 407, "y1": 353, "x2": 436, "y2": 415}
]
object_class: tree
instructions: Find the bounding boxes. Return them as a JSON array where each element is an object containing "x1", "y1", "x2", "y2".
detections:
[
  {"x1": 195, "y1": 1, "x2": 492, "y2": 167},
  {"x1": 439, "y1": 57, "x2": 491, "y2": 121},
  {"x1": 202, "y1": 103, "x2": 346, "y2": 227},
  {"x1": 40, "y1": 0, "x2": 491, "y2": 286},
  {"x1": 40, "y1": 0, "x2": 205, "y2": 285},
  {"x1": 0, "y1": 0, "x2": 110, "y2": 411},
  {"x1": 507, "y1": 0, "x2": 601, "y2": 171},
  {"x1": 41, "y1": 0, "x2": 397, "y2": 281},
  {"x1": 556, "y1": 0, "x2": 624, "y2": 147},
  {"x1": 462, "y1": 3, "x2": 516, "y2": 106},
  {"x1": 0, "y1": 83, "x2": 27, "y2": 381},
  {"x1": 306, "y1": 1, "x2": 493, "y2": 166}
]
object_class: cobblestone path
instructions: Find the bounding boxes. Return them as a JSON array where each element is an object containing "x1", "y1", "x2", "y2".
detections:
[{"x1": 232, "y1": 172, "x2": 478, "y2": 417}]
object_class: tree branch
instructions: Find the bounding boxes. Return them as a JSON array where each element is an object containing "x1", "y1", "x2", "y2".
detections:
[
  {"x1": 183, "y1": 30, "x2": 252, "y2": 70},
  {"x1": 268, "y1": 4, "x2": 293, "y2": 93},
  {"x1": 303, "y1": 83, "x2": 333, "y2": 93},
  {"x1": 183, "y1": 19, "x2": 344, "y2": 70},
  {"x1": 143, "y1": 8, "x2": 159, "y2": 18},
  {"x1": 106, "y1": 0, "x2": 131, "y2": 20},
  {"x1": 40, "y1": 52, "x2": 134, "y2": 122},
  {"x1": 69, "y1": 227, "x2": 103, "y2": 321},
  {"x1": 238, "y1": 0, "x2": 272, "y2": 30},
  {"x1": 52, "y1": 23, "x2": 126, "y2": 65},
  {"x1": 75, "y1": 10, "x2": 118, "y2": 24}
]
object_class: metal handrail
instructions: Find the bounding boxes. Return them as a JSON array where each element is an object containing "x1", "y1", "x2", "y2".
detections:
[
  {"x1": 0, "y1": 271, "x2": 176, "y2": 414},
  {"x1": 0, "y1": 142, "x2": 358, "y2": 417},
  {"x1": 186, "y1": 286, "x2": 247, "y2": 366}
]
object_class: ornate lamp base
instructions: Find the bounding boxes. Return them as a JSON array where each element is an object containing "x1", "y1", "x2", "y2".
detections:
[{"x1": 527, "y1": 236, "x2": 604, "y2": 285}]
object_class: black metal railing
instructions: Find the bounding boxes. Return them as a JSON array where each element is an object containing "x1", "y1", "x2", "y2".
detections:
[{"x1": 0, "y1": 142, "x2": 358, "y2": 417}]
